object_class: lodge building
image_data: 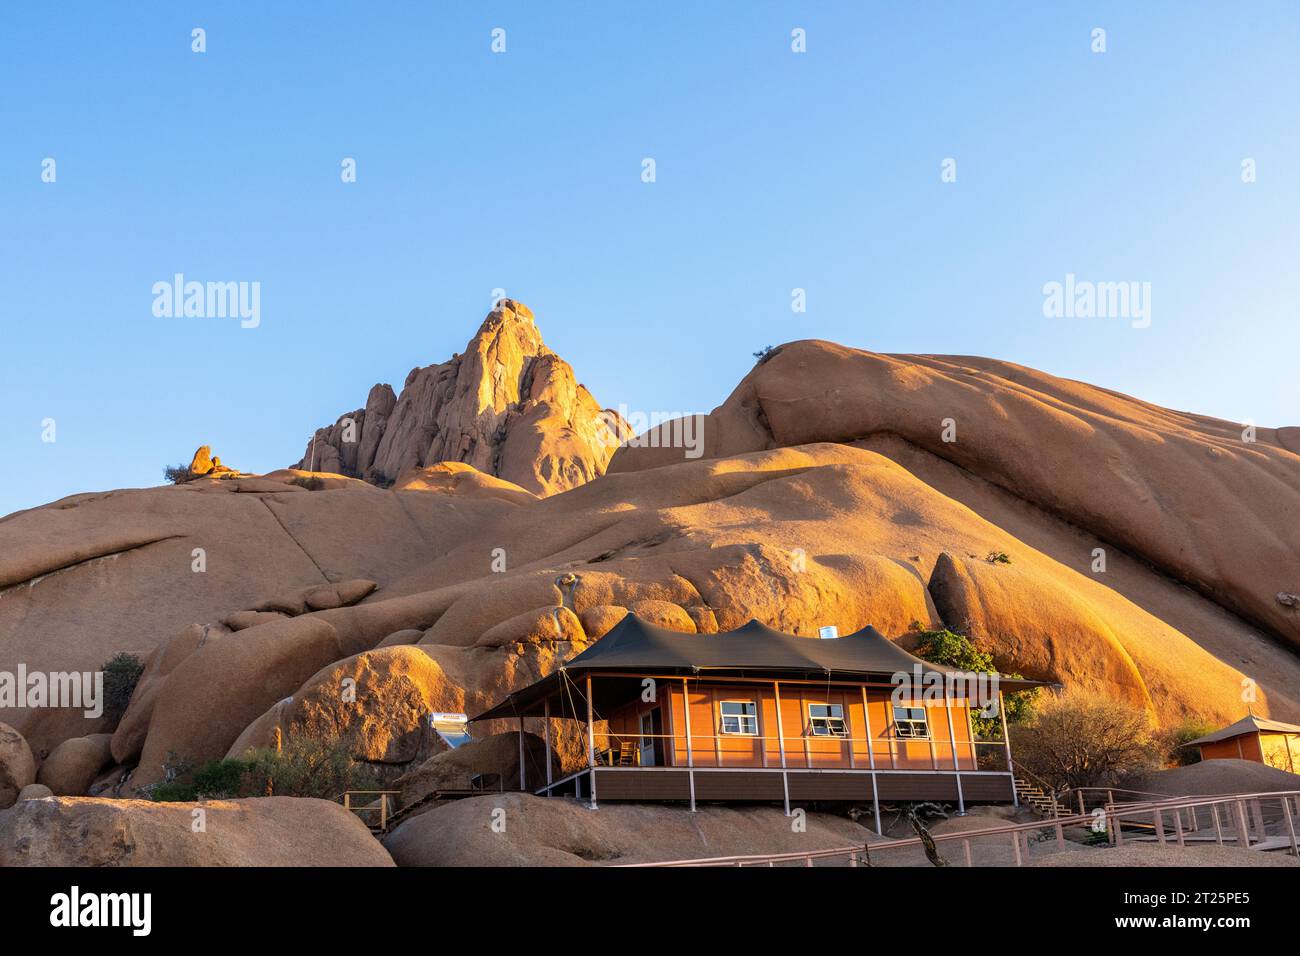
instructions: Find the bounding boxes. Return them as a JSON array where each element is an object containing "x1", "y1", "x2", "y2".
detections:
[
  {"x1": 471, "y1": 614, "x2": 1053, "y2": 832},
  {"x1": 1184, "y1": 714, "x2": 1300, "y2": 771}
]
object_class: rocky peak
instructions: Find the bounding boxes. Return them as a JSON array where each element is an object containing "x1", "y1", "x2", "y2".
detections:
[{"x1": 294, "y1": 300, "x2": 627, "y2": 496}]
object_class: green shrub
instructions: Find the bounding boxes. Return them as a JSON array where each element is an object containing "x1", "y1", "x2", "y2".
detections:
[
  {"x1": 915, "y1": 627, "x2": 995, "y2": 672},
  {"x1": 163, "y1": 464, "x2": 192, "y2": 484},
  {"x1": 1082, "y1": 828, "x2": 1111, "y2": 846},
  {"x1": 149, "y1": 755, "x2": 247, "y2": 802},
  {"x1": 147, "y1": 751, "x2": 195, "y2": 801},
  {"x1": 1163, "y1": 717, "x2": 1215, "y2": 766},
  {"x1": 291, "y1": 476, "x2": 326, "y2": 491},
  {"x1": 986, "y1": 551, "x2": 1012, "y2": 564},
  {"x1": 150, "y1": 781, "x2": 198, "y2": 802},
  {"x1": 150, "y1": 739, "x2": 377, "y2": 802},
  {"x1": 194, "y1": 757, "x2": 254, "y2": 798},
  {"x1": 101, "y1": 652, "x2": 145, "y2": 725},
  {"x1": 913, "y1": 626, "x2": 1040, "y2": 737},
  {"x1": 241, "y1": 738, "x2": 378, "y2": 798}
]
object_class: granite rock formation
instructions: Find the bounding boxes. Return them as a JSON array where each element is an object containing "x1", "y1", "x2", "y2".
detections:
[{"x1": 294, "y1": 299, "x2": 628, "y2": 496}]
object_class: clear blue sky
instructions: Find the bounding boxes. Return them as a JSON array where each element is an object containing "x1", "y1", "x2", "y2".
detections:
[{"x1": 3, "y1": 2, "x2": 1298, "y2": 517}]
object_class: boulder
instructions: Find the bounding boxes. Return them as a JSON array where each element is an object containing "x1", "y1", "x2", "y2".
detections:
[
  {"x1": 0, "y1": 796, "x2": 394, "y2": 866},
  {"x1": 225, "y1": 646, "x2": 463, "y2": 777},
  {"x1": 474, "y1": 606, "x2": 583, "y2": 648},
  {"x1": 393, "y1": 462, "x2": 538, "y2": 504},
  {"x1": 395, "y1": 732, "x2": 559, "y2": 807},
  {"x1": 207, "y1": 455, "x2": 237, "y2": 476},
  {"x1": 608, "y1": 341, "x2": 1300, "y2": 652},
  {"x1": 224, "y1": 610, "x2": 287, "y2": 630},
  {"x1": 87, "y1": 764, "x2": 132, "y2": 798},
  {"x1": 926, "y1": 551, "x2": 1154, "y2": 711},
  {"x1": 380, "y1": 441, "x2": 1295, "y2": 726},
  {"x1": 382, "y1": 792, "x2": 874, "y2": 867},
  {"x1": 0, "y1": 474, "x2": 512, "y2": 755},
  {"x1": 627, "y1": 599, "x2": 696, "y2": 632},
  {"x1": 223, "y1": 633, "x2": 595, "y2": 778},
  {"x1": 375, "y1": 629, "x2": 424, "y2": 649},
  {"x1": 252, "y1": 579, "x2": 377, "y2": 617},
  {"x1": 16, "y1": 784, "x2": 52, "y2": 802},
  {"x1": 131, "y1": 616, "x2": 346, "y2": 789},
  {"x1": 0, "y1": 723, "x2": 36, "y2": 808},
  {"x1": 111, "y1": 623, "x2": 215, "y2": 765},
  {"x1": 37, "y1": 734, "x2": 114, "y2": 796},
  {"x1": 579, "y1": 605, "x2": 629, "y2": 640},
  {"x1": 188, "y1": 445, "x2": 215, "y2": 476}
]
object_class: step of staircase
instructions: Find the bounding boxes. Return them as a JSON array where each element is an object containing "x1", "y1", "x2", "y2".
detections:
[{"x1": 1013, "y1": 776, "x2": 1067, "y2": 817}]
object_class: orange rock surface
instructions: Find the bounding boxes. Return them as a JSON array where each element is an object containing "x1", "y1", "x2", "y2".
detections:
[{"x1": 3, "y1": 307, "x2": 1297, "y2": 796}]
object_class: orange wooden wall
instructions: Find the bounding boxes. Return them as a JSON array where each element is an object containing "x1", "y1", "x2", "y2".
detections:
[
  {"x1": 1201, "y1": 731, "x2": 1300, "y2": 772},
  {"x1": 601, "y1": 678, "x2": 985, "y2": 771}
]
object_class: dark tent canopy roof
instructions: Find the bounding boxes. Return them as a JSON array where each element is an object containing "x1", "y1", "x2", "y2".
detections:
[
  {"x1": 470, "y1": 613, "x2": 1053, "y2": 722},
  {"x1": 563, "y1": 614, "x2": 946, "y2": 676}
]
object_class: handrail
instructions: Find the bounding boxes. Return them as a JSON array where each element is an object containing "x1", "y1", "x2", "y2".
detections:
[
  {"x1": 622, "y1": 788, "x2": 1300, "y2": 866},
  {"x1": 1009, "y1": 760, "x2": 1057, "y2": 796},
  {"x1": 340, "y1": 790, "x2": 402, "y2": 832},
  {"x1": 1009, "y1": 760, "x2": 1063, "y2": 816},
  {"x1": 595, "y1": 729, "x2": 1009, "y2": 746},
  {"x1": 1106, "y1": 789, "x2": 1300, "y2": 812},
  {"x1": 1059, "y1": 784, "x2": 1189, "y2": 804},
  {"x1": 1004, "y1": 770, "x2": 1181, "y2": 815},
  {"x1": 587, "y1": 729, "x2": 1009, "y2": 772},
  {"x1": 624, "y1": 811, "x2": 1097, "y2": 867}
]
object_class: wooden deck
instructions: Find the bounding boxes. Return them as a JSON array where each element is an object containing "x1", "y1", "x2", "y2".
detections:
[{"x1": 538, "y1": 766, "x2": 1015, "y2": 807}]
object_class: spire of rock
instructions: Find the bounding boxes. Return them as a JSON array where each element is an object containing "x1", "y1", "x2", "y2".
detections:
[{"x1": 293, "y1": 299, "x2": 628, "y2": 496}]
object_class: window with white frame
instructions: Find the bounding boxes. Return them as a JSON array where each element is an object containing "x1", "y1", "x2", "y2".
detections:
[
  {"x1": 719, "y1": 700, "x2": 758, "y2": 736},
  {"x1": 893, "y1": 705, "x2": 930, "y2": 739},
  {"x1": 808, "y1": 703, "x2": 848, "y2": 737}
]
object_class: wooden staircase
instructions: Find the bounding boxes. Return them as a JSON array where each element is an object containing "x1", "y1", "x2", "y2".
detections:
[
  {"x1": 342, "y1": 790, "x2": 401, "y2": 834},
  {"x1": 1014, "y1": 777, "x2": 1067, "y2": 817}
]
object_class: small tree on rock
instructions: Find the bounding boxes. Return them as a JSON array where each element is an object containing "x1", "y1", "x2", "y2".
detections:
[
  {"x1": 912, "y1": 626, "x2": 1039, "y2": 737},
  {"x1": 101, "y1": 651, "x2": 145, "y2": 725}
]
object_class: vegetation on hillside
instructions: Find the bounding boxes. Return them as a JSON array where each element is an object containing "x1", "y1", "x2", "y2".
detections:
[
  {"x1": 101, "y1": 651, "x2": 145, "y2": 725},
  {"x1": 1161, "y1": 717, "x2": 1215, "y2": 766},
  {"x1": 1010, "y1": 690, "x2": 1160, "y2": 791},
  {"x1": 911, "y1": 625, "x2": 1039, "y2": 738},
  {"x1": 150, "y1": 738, "x2": 377, "y2": 802}
]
